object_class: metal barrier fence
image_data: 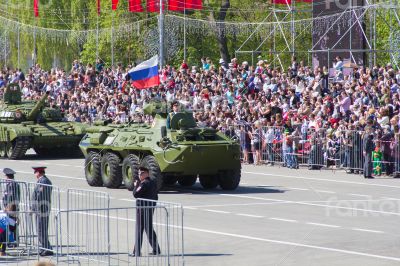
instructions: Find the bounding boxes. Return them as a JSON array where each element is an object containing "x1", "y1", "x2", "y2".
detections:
[
  {"x1": 56, "y1": 199, "x2": 184, "y2": 266},
  {"x1": 0, "y1": 180, "x2": 184, "y2": 265},
  {"x1": 229, "y1": 125, "x2": 400, "y2": 177}
]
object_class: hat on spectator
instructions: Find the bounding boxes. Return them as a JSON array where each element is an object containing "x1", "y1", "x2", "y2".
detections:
[
  {"x1": 32, "y1": 166, "x2": 47, "y2": 173},
  {"x1": 219, "y1": 59, "x2": 225, "y2": 64},
  {"x1": 3, "y1": 168, "x2": 16, "y2": 176}
]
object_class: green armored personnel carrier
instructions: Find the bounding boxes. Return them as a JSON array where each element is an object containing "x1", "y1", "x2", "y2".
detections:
[
  {"x1": 79, "y1": 101, "x2": 241, "y2": 191},
  {"x1": 0, "y1": 83, "x2": 87, "y2": 159}
]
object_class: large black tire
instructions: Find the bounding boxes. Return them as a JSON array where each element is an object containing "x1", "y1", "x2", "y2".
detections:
[
  {"x1": 0, "y1": 143, "x2": 7, "y2": 158},
  {"x1": 163, "y1": 175, "x2": 178, "y2": 186},
  {"x1": 199, "y1": 175, "x2": 218, "y2": 189},
  {"x1": 101, "y1": 152, "x2": 122, "y2": 188},
  {"x1": 85, "y1": 151, "x2": 102, "y2": 187},
  {"x1": 141, "y1": 155, "x2": 163, "y2": 191},
  {"x1": 6, "y1": 137, "x2": 30, "y2": 160},
  {"x1": 178, "y1": 175, "x2": 197, "y2": 187},
  {"x1": 122, "y1": 154, "x2": 139, "y2": 191},
  {"x1": 218, "y1": 168, "x2": 241, "y2": 190}
]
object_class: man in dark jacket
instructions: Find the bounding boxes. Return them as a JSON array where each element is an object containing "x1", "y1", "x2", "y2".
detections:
[
  {"x1": 31, "y1": 166, "x2": 53, "y2": 256},
  {"x1": 363, "y1": 131, "x2": 375, "y2": 178},
  {"x1": 130, "y1": 165, "x2": 160, "y2": 257}
]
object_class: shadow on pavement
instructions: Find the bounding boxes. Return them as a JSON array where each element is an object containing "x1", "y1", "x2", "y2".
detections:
[{"x1": 160, "y1": 184, "x2": 286, "y2": 195}]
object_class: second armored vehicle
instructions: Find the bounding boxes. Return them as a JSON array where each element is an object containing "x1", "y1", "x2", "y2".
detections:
[
  {"x1": 0, "y1": 84, "x2": 88, "y2": 159},
  {"x1": 79, "y1": 101, "x2": 241, "y2": 191}
]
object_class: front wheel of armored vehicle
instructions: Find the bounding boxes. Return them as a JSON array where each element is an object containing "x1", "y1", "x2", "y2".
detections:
[
  {"x1": 199, "y1": 175, "x2": 218, "y2": 189},
  {"x1": 141, "y1": 155, "x2": 163, "y2": 191},
  {"x1": 178, "y1": 175, "x2": 197, "y2": 187},
  {"x1": 85, "y1": 151, "x2": 103, "y2": 187},
  {"x1": 101, "y1": 152, "x2": 122, "y2": 188},
  {"x1": 122, "y1": 154, "x2": 140, "y2": 191},
  {"x1": 5, "y1": 141, "x2": 16, "y2": 159},
  {"x1": 218, "y1": 168, "x2": 241, "y2": 190},
  {"x1": 0, "y1": 143, "x2": 7, "y2": 158}
]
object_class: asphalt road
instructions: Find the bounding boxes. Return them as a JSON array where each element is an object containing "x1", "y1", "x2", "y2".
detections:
[{"x1": 2, "y1": 151, "x2": 400, "y2": 266}]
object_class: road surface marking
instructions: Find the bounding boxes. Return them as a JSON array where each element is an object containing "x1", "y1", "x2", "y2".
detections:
[
  {"x1": 287, "y1": 187, "x2": 309, "y2": 191},
  {"x1": 236, "y1": 213, "x2": 264, "y2": 218},
  {"x1": 244, "y1": 171, "x2": 400, "y2": 189},
  {"x1": 306, "y1": 222, "x2": 341, "y2": 228},
  {"x1": 348, "y1": 193, "x2": 370, "y2": 197},
  {"x1": 381, "y1": 197, "x2": 400, "y2": 201},
  {"x1": 352, "y1": 228, "x2": 384, "y2": 234},
  {"x1": 218, "y1": 194, "x2": 400, "y2": 216},
  {"x1": 182, "y1": 226, "x2": 400, "y2": 262},
  {"x1": 315, "y1": 190, "x2": 336, "y2": 194},
  {"x1": 270, "y1": 218, "x2": 298, "y2": 223},
  {"x1": 204, "y1": 209, "x2": 230, "y2": 214}
]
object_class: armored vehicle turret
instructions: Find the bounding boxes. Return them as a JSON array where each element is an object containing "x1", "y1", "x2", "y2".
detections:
[
  {"x1": 80, "y1": 100, "x2": 241, "y2": 191},
  {"x1": 0, "y1": 83, "x2": 88, "y2": 159}
]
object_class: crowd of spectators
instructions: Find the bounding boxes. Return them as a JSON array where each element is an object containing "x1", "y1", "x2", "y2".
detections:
[{"x1": 0, "y1": 56, "x2": 400, "y2": 174}]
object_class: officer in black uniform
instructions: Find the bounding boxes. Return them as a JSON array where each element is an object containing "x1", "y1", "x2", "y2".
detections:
[
  {"x1": 31, "y1": 166, "x2": 53, "y2": 256},
  {"x1": 130, "y1": 164, "x2": 161, "y2": 257},
  {"x1": 166, "y1": 101, "x2": 179, "y2": 129},
  {"x1": 363, "y1": 130, "x2": 375, "y2": 179},
  {"x1": 2, "y1": 168, "x2": 20, "y2": 210}
]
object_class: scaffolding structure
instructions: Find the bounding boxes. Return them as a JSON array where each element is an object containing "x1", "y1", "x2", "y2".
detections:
[{"x1": 235, "y1": 0, "x2": 400, "y2": 69}]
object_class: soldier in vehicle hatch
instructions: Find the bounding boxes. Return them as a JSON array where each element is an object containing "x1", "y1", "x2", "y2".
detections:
[{"x1": 166, "y1": 101, "x2": 179, "y2": 129}]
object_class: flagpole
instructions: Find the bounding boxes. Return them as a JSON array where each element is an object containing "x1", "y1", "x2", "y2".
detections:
[
  {"x1": 183, "y1": 0, "x2": 186, "y2": 61},
  {"x1": 111, "y1": 13, "x2": 115, "y2": 66},
  {"x1": 96, "y1": 9, "x2": 99, "y2": 60},
  {"x1": 159, "y1": 0, "x2": 164, "y2": 67}
]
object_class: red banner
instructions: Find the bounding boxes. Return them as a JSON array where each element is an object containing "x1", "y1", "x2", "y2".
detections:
[
  {"x1": 97, "y1": 0, "x2": 101, "y2": 15},
  {"x1": 271, "y1": 0, "x2": 291, "y2": 4},
  {"x1": 129, "y1": 0, "x2": 144, "y2": 12},
  {"x1": 186, "y1": 0, "x2": 202, "y2": 9},
  {"x1": 34, "y1": 0, "x2": 39, "y2": 17},
  {"x1": 147, "y1": 0, "x2": 164, "y2": 12},
  {"x1": 112, "y1": 0, "x2": 119, "y2": 10},
  {"x1": 168, "y1": 0, "x2": 184, "y2": 11}
]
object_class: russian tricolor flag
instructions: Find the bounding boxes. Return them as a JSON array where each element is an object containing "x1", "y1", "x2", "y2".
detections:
[{"x1": 128, "y1": 55, "x2": 160, "y2": 89}]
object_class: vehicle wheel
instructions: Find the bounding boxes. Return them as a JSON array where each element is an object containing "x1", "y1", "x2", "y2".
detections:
[
  {"x1": 140, "y1": 155, "x2": 163, "y2": 191},
  {"x1": 101, "y1": 152, "x2": 122, "y2": 188},
  {"x1": 0, "y1": 143, "x2": 7, "y2": 158},
  {"x1": 5, "y1": 141, "x2": 15, "y2": 159},
  {"x1": 122, "y1": 154, "x2": 139, "y2": 191},
  {"x1": 199, "y1": 175, "x2": 218, "y2": 189},
  {"x1": 218, "y1": 167, "x2": 241, "y2": 190},
  {"x1": 85, "y1": 151, "x2": 103, "y2": 187},
  {"x1": 178, "y1": 175, "x2": 197, "y2": 187},
  {"x1": 163, "y1": 175, "x2": 178, "y2": 186}
]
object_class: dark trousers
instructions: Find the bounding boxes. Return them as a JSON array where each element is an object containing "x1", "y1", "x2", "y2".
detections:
[
  {"x1": 0, "y1": 231, "x2": 7, "y2": 252},
  {"x1": 134, "y1": 208, "x2": 160, "y2": 255},
  {"x1": 364, "y1": 153, "x2": 373, "y2": 177},
  {"x1": 383, "y1": 153, "x2": 394, "y2": 175},
  {"x1": 36, "y1": 214, "x2": 52, "y2": 251}
]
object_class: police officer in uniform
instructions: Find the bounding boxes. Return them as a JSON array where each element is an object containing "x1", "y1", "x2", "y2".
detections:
[
  {"x1": 363, "y1": 129, "x2": 375, "y2": 179},
  {"x1": 166, "y1": 101, "x2": 179, "y2": 129},
  {"x1": 31, "y1": 167, "x2": 53, "y2": 256},
  {"x1": 130, "y1": 164, "x2": 161, "y2": 257},
  {"x1": 2, "y1": 168, "x2": 20, "y2": 209}
]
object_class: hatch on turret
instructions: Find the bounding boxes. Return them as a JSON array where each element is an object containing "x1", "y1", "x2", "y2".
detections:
[{"x1": 3, "y1": 83, "x2": 22, "y2": 104}]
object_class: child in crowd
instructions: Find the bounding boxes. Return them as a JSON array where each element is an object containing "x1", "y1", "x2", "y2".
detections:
[
  {"x1": 372, "y1": 144, "x2": 383, "y2": 176},
  {"x1": 0, "y1": 204, "x2": 17, "y2": 256}
]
